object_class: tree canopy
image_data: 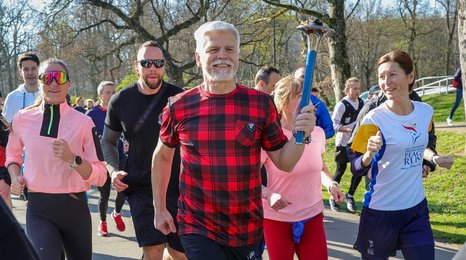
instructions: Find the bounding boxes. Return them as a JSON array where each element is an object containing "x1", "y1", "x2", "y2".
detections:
[{"x1": 0, "y1": 0, "x2": 460, "y2": 104}]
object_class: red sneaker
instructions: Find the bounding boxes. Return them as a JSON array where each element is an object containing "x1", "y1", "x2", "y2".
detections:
[
  {"x1": 98, "y1": 221, "x2": 109, "y2": 237},
  {"x1": 112, "y1": 210, "x2": 126, "y2": 232}
]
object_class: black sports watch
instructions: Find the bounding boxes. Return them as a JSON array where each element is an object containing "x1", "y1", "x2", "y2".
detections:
[{"x1": 69, "y1": 155, "x2": 83, "y2": 168}]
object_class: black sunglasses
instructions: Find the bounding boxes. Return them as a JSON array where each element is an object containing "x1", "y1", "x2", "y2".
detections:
[{"x1": 139, "y1": 59, "x2": 165, "y2": 69}]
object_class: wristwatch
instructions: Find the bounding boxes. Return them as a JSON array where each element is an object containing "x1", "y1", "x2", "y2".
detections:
[{"x1": 69, "y1": 155, "x2": 83, "y2": 168}]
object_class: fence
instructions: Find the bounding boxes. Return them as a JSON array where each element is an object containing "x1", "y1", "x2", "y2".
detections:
[{"x1": 414, "y1": 76, "x2": 454, "y2": 96}]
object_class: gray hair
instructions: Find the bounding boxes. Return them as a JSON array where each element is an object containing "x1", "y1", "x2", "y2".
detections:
[
  {"x1": 194, "y1": 21, "x2": 240, "y2": 54},
  {"x1": 97, "y1": 81, "x2": 115, "y2": 95}
]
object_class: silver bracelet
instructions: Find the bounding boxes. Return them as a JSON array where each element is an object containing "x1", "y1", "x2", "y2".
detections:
[{"x1": 327, "y1": 181, "x2": 339, "y2": 193}]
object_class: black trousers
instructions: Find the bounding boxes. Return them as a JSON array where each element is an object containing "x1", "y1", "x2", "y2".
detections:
[{"x1": 333, "y1": 145, "x2": 362, "y2": 196}]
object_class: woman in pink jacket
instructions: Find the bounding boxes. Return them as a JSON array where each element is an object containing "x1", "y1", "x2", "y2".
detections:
[
  {"x1": 7, "y1": 58, "x2": 107, "y2": 260},
  {"x1": 261, "y1": 76, "x2": 345, "y2": 260}
]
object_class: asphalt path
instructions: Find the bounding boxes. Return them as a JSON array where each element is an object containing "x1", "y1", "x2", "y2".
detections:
[{"x1": 10, "y1": 187, "x2": 461, "y2": 259}]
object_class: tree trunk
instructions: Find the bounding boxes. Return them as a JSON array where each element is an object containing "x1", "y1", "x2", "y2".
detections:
[
  {"x1": 6, "y1": 56, "x2": 14, "y2": 92},
  {"x1": 445, "y1": 0, "x2": 458, "y2": 75},
  {"x1": 328, "y1": 0, "x2": 351, "y2": 102},
  {"x1": 458, "y1": 0, "x2": 466, "y2": 153}
]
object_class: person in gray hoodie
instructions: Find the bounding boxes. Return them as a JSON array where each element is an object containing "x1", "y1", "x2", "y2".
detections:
[
  {"x1": 1, "y1": 52, "x2": 41, "y2": 202},
  {"x1": 2, "y1": 52, "x2": 41, "y2": 123}
]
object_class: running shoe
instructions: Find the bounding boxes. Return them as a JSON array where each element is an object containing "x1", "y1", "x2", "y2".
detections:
[
  {"x1": 346, "y1": 194, "x2": 357, "y2": 213},
  {"x1": 112, "y1": 210, "x2": 126, "y2": 232},
  {"x1": 329, "y1": 197, "x2": 341, "y2": 212},
  {"x1": 98, "y1": 221, "x2": 109, "y2": 237},
  {"x1": 447, "y1": 117, "x2": 453, "y2": 126}
]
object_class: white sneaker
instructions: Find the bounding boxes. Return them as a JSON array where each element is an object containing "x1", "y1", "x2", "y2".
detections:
[{"x1": 446, "y1": 117, "x2": 453, "y2": 126}]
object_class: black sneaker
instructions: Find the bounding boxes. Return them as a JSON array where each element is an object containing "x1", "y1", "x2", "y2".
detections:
[
  {"x1": 329, "y1": 197, "x2": 340, "y2": 212},
  {"x1": 346, "y1": 194, "x2": 357, "y2": 213}
]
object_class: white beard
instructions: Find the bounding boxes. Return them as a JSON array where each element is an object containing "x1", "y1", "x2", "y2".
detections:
[{"x1": 205, "y1": 60, "x2": 237, "y2": 81}]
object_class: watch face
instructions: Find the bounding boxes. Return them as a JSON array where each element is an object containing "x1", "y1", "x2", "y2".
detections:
[{"x1": 75, "y1": 156, "x2": 83, "y2": 165}]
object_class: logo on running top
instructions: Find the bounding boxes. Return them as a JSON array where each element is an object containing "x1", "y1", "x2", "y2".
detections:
[{"x1": 402, "y1": 123, "x2": 421, "y2": 145}]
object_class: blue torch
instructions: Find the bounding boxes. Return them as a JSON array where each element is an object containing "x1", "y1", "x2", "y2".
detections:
[{"x1": 295, "y1": 19, "x2": 334, "y2": 144}]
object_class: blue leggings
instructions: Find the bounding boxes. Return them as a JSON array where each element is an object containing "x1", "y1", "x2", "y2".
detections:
[
  {"x1": 449, "y1": 87, "x2": 463, "y2": 119},
  {"x1": 27, "y1": 192, "x2": 92, "y2": 260}
]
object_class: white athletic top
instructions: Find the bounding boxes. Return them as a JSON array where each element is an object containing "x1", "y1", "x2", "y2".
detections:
[
  {"x1": 351, "y1": 101, "x2": 433, "y2": 210},
  {"x1": 332, "y1": 97, "x2": 361, "y2": 146}
]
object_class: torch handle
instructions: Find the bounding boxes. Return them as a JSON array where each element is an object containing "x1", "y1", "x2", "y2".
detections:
[{"x1": 295, "y1": 49, "x2": 316, "y2": 144}]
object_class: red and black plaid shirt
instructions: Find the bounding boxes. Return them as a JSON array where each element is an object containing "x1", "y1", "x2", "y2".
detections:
[{"x1": 159, "y1": 83, "x2": 288, "y2": 246}]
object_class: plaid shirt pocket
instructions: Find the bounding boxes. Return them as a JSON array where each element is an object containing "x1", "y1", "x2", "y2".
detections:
[{"x1": 235, "y1": 120, "x2": 258, "y2": 147}]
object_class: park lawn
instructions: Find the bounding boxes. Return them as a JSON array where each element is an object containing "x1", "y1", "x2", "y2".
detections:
[
  {"x1": 422, "y1": 91, "x2": 465, "y2": 123},
  {"x1": 424, "y1": 131, "x2": 466, "y2": 244},
  {"x1": 322, "y1": 131, "x2": 465, "y2": 244}
]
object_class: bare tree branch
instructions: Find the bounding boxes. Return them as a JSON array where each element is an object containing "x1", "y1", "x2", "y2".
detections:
[
  {"x1": 86, "y1": 0, "x2": 154, "y2": 41},
  {"x1": 262, "y1": 0, "x2": 331, "y2": 24},
  {"x1": 346, "y1": 0, "x2": 361, "y2": 20},
  {"x1": 253, "y1": 8, "x2": 289, "y2": 23}
]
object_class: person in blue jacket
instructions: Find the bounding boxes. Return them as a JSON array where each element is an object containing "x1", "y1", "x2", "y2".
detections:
[
  {"x1": 86, "y1": 81, "x2": 127, "y2": 237},
  {"x1": 295, "y1": 67, "x2": 335, "y2": 139},
  {"x1": 446, "y1": 67, "x2": 463, "y2": 126}
]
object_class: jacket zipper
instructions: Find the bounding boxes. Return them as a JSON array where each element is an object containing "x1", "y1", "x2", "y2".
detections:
[{"x1": 47, "y1": 105, "x2": 54, "y2": 135}]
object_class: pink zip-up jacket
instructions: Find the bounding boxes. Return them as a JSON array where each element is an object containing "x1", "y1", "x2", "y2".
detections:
[{"x1": 6, "y1": 102, "x2": 107, "y2": 193}]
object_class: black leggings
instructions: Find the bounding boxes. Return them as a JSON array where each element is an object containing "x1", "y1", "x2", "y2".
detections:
[
  {"x1": 333, "y1": 146, "x2": 362, "y2": 196},
  {"x1": 27, "y1": 192, "x2": 92, "y2": 260},
  {"x1": 98, "y1": 172, "x2": 126, "y2": 221}
]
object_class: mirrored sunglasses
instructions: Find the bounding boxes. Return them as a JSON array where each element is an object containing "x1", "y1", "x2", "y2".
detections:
[
  {"x1": 139, "y1": 59, "x2": 165, "y2": 69},
  {"x1": 39, "y1": 71, "x2": 69, "y2": 85}
]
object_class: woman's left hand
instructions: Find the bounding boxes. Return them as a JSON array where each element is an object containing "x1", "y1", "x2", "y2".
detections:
[
  {"x1": 330, "y1": 186, "x2": 345, "y2": 204},
  {"x1": 433, "y1": 155, "x2": 454, "y2": 170},
  {"x1": 51, "y1": 139, "x2": 74, "y2": 164},
  {"x1": 269, "y1": 193, "x2": 292, "y2": 211}
]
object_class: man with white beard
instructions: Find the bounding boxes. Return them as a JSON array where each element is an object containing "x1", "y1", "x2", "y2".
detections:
[{"x1": 152, "y1": 21, "x2": 316, "y2": 259}]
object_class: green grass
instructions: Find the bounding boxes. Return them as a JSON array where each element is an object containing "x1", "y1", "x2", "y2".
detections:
[
  {"x1": 422, "y1": 92, "x2": 465, "y2": 122},
  {"x1": 423, "y1": 131, "x2": 465, "y2": 244},
  {"x1": 322, "y1": 93, "x2": 466, "y2": 244}
]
